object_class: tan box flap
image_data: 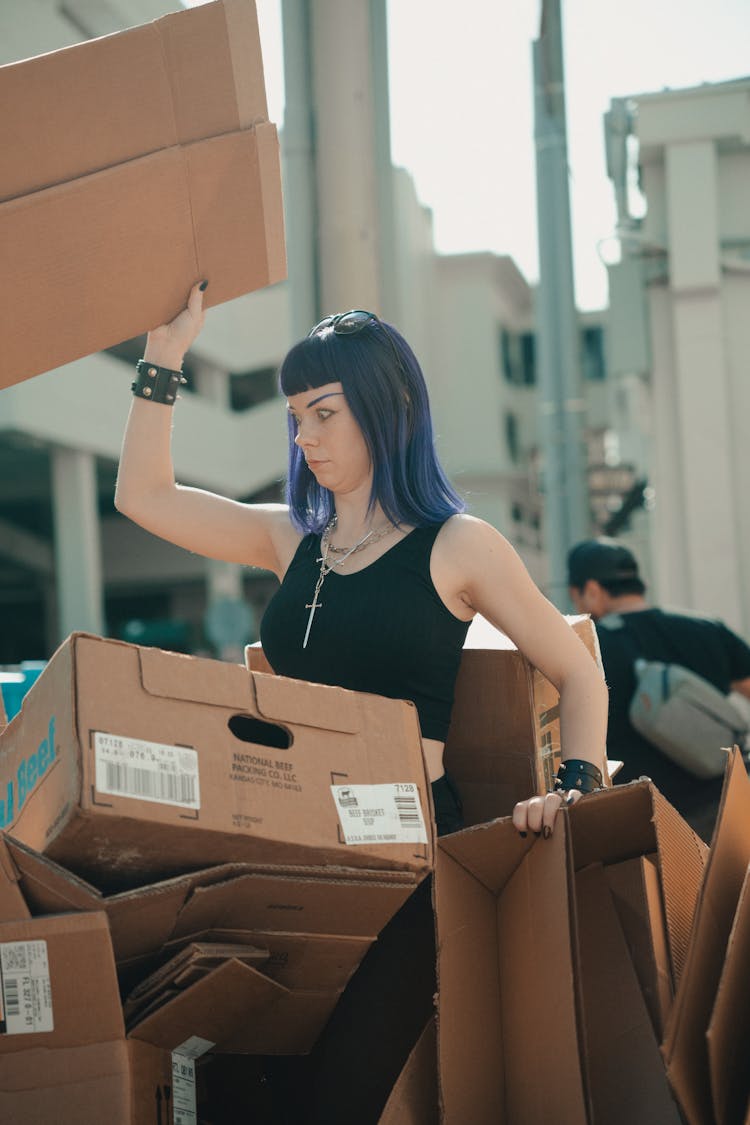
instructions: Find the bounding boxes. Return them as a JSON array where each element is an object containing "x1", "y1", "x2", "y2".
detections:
[
  {"x1": 663, "y1": 748, "x2": 750, "y2": 1125},
  {"x1": 377, "y1": 1018, "x2": 438, "y2": 1125},
  {"x1": 0, "y1": 836, "x2": 30, "y2": 922},
  {"x1": 570, "y1": 780, "x2": 708, "y2": 986},
  {"x1": 0, "y1": 1040, "x2": 131, "y2": 1124},
  {"x1": 138, "y1": 642, "x2": 363, "y2": 734},
  {"x1": 707, "y1": 862, "x2": 750, "y2": 1125},
  {"x1": 575, "y1": 862, "x2": 681, "y2": 1124},
  {"x1": 171, "y1": 870, "x2": 415, "y2": 941}
]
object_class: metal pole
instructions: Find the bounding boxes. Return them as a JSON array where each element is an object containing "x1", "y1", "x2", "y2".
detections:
[{"x1": 532, "y1": 0, "x2": 590, "y2": 608}]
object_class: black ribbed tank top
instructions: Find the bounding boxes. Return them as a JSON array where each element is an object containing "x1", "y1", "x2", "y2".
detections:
[{"x1": 260, "y1": 522, "x2": 470, "y2": 741}]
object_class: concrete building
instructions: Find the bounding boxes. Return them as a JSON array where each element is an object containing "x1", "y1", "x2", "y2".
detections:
[
  {"x1": 0, "y1": 0, "x2": 616, "y2": 664},
  {"x1": 605, "y1": 77, "x2": 750, "y2": 633}
]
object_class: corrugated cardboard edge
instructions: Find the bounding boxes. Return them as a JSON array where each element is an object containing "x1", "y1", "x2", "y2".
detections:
[
  {"x1": 222, "y1": 0, "x2": 269, "y2": 125},
  {"x1": 662, "y1": 748, "x2": 750, "y2": 1125},
  {"x1": 255, "y1": 121, "x2": 288, "y2": 284},
  {"x1": 707, "y1": 861, "x2": 750, "y2": 1125},
  {"x1": 378, "y1": 1018, "x2": 438, "y2": 1125}
]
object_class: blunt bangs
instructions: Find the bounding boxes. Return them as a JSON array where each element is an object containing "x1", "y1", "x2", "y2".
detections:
[{"x1": 280, "y1": 320, "x2": 466, "y2": 535}]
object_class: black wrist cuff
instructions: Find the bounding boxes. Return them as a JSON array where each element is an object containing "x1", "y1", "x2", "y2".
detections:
[
  {"x1": 554, "y1": 758, "x2": 603, "y2": 794},
  {"x1": 132, "y1": 359, "x2": 185, "y2": 405}
]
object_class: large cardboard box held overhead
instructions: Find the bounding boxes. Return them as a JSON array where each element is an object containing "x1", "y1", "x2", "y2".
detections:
[
  {"x1": 0, "y1": 0, "x2": 286, "y2": 389},
  {"x1": 0, "y1": 633, "x2": 433, "y2": 887}
]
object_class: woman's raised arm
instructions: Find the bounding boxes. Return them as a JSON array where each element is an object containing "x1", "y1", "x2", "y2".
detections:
[{"x1": 114, "y1": 282, "x2": 299, "y2": 577}]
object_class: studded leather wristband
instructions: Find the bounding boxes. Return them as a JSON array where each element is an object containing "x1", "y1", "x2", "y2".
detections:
[
  {"x1": 131, "y1": 359, "x2": 186, "y2": 405},
  {"x1": 553, "y1": 758, "x2": 603, "y2": 794}
]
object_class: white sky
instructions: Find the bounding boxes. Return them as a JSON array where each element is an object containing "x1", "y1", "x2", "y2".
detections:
[{"x1": 247, "y1": 0, "x2": 750, "y2": 311}]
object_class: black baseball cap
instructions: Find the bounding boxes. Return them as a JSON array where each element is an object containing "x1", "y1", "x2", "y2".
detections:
[{"x1": 567, "y1": 538, "x2": 641, "y2": 588}]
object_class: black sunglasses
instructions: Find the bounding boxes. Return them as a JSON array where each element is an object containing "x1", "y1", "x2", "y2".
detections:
[{"x1": 308, "y1": 309, "x2": 405, "y2": 376}]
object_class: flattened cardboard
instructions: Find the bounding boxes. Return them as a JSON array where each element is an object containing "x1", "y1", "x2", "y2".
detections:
[
  {"x1": 162, "y1": 928, "x2": 372, "y2": 992},
  {"x1": 574, "y1": 862, "x2": 681, "y2": 1124},
  {"x1": 129, "y1": 957, "x2": 339, "y2": 1055},
  {"x1": 0, "y1": 0, "x2": 285, "y2": 389},
  {"x1": 0, "y1": 633, "x2": 433, "y2": 884},
  {"x1": 707, "y1": 862, "x2": 750, "y2": 1125},
  {"x1": 435, "y1": 819, "x2": 587, "y2": 1125},
  {"x1": 378, "y1": 1018, "x2": 438, "y2": 1125},
  {"x1": 663, "y1": 748, "x2": 750, "y2": 1125},
  {"x1": 605, "y1": 854, "x2": 673, "y2": 1040}
]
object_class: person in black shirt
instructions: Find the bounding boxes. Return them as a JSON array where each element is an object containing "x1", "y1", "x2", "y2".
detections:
[{"x1": 567, "y1": 537, "x2": 750, "y2": 840}]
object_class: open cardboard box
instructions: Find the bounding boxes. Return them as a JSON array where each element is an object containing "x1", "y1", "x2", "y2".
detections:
[
  {"x1": 0, "y1": 0, "x2": 285, "y2": 389},
  {"x1": 433, "y1": 780, "x2": 707, "y2": 1124},
  {"x1": 0, "y1": 633, "x2": 434, "y2": 886}
]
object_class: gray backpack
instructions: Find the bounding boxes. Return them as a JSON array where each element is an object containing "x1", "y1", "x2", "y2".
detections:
[{"x1": 600, "y1": 614, "x2": 749, "y2": 779}]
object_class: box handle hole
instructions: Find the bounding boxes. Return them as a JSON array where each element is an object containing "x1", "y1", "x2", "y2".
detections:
[{"x1": 228, "y1": 714, "x2": 292, "y2": 750}]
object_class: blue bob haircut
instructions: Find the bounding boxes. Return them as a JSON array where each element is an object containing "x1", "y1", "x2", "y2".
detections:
[{"x1": 279, "y1": 316, "x2": 466, "y2": 534}]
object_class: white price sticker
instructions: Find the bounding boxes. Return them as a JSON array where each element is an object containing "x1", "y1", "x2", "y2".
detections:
[
  {"x1": 0, "y1": 940, "x2": 54, "y2": 1035},
  {"x1": 331, "y1": 783, "x2": 428, "y2": 845},
  {"x1": 172, "y1": 1051, "x2": 198, "y2": 1125},
  {"x1": 94, "y1": 732, "x2": 200, "y2": 810}
]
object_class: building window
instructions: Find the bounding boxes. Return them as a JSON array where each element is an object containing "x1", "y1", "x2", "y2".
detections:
[
  {"x1": 581, "y1": 325, "x2": 606, "y2": 381},
  {"x1": 520, "y1": 332, "x2": 536, "y2": 385},
  {"x1": 504, "y1": 411, "x2": 520, "y2": 463},
  {"x1": 229, "y1": 366, "x2": 279, "y2": 412}
]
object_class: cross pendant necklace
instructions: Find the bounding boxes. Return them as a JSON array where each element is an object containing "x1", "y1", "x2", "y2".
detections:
[
  {"x1": 302, "y1": 516, "x2": 392, "y2": 649},
  {"x1": 303, "y1": 566, "x2": 327, "y2": 649}
]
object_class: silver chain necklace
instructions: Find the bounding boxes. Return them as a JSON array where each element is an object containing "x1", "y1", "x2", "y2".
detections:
[{"x1": 302, "y1": 515, "x2": 395, "y2": 649}]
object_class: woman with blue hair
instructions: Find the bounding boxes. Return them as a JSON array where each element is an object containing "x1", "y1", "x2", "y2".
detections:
[{"x1": 116, "y1": 282, "x2": 608, "y2": 836}]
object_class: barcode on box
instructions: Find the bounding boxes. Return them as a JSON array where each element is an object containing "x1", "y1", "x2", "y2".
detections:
[
  {"x1": 94, "y1": 733, "x2": 200, "y2": 810},
  {"x1": 0, "y1": 941, "x2": 54, "y2": 1035},
  {"x1": 331, "y1": 783, "x2": 428, "y2": 845}
]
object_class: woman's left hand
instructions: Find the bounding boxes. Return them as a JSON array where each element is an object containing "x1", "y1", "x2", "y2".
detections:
[{"x1": 512, "y1": 789, "x2": 583, "y2": 838}]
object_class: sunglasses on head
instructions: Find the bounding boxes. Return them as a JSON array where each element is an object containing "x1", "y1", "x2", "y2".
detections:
[{"x1": 308, "y1": 309, "x2": 405, "y2": 376}]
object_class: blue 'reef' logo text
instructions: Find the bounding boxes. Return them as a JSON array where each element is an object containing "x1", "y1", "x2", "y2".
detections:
[{"x1": 0, "y1": 716, "x2": 56, "y2": 828}]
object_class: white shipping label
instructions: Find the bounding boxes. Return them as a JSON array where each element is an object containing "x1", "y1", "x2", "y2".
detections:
[
  {"x1": 330, "y1": 783, "x2": 428, "y2": 845},
  {"x1": 94, "y1": 732, "x2": 200, "y2": 810},
  {"x1": 172, "y1": 1051, "x2": 198, "y2": 1125},
  {"x1": 0, "y1": 940, "x2": 54, "y2": 1035}
]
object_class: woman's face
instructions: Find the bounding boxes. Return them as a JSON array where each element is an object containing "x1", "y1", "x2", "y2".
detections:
[{"x1": 287, "y1": 382, "x2": 372, "y2": 495}]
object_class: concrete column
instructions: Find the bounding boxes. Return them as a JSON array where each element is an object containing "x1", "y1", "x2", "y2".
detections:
[
  {"x1": 204, "y1": 559, "x2": 254, "y2": 662},
  {"x1": 309, "y1": 0, "x2": 386, "y2": 314},
  {"x1": 51, "y1": 447, "x2": 104, "y2": 640},
  {"x1": 192, "y1": 359, "x2": 230, "y2": 408},
  {"x1": 663, "y1": 141, "x2": 741, "y2": 623}
]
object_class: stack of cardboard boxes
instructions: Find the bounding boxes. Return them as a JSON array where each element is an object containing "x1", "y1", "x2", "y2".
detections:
[{"x1": 1, "y1": 621, "x2": 749, "y2": 1122}]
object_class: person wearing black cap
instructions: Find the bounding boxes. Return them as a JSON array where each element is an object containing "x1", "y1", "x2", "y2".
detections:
[{"x1": 567, "y1": 537, "x2": 750, "y2": 840}]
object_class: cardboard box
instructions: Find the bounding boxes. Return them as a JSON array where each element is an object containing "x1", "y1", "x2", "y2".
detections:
[
  {"x1": 663, "y1": 747, "x2": 750, "y2": 1125},
  {"x1": 0, "y1": 911, "x2": 179, "y2": 1125},
  {"x1": 434, "y1": 781, "x2": 705, "y2": 1124},
  {"x1": 444, "y1": 613, "x2": 609, "y2": 825},
  {"x1": 0, "y1": 633, "x2": 433, "y2": 886},
  {"x1": 0, "y1": 0, "x2": 286, "y2": 389},
  {"x1": 248, "y1": 614, "x2": 608, "y2": 829}
]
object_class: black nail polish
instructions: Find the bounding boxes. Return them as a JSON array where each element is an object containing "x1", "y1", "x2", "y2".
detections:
[
  {"x1": 518, "y1": 831, "x2": 527, "y2": 838},
  {"x1": 199, "y1": 280, "x2": 208, "y2": 291},
  {"x1": 533, "y1": 830, "x2": 541, "y2": 837},
  {"x1": 543, "y1": 825, "x2": 552, "y2": 839}
]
